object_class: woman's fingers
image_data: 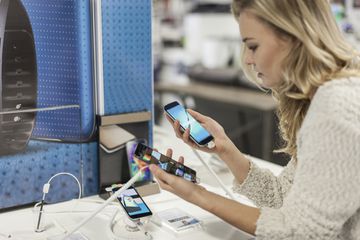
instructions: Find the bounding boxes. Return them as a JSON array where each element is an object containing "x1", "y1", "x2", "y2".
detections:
[
  {"x1": 187, "y1": 109, "x2": 208, "y2": 123},
  {"x1": 150, "y1": 164, "x2": 175, "y2": 192},
  {"x1": 164, "y1": 113, "x2": 173, "y2": 122},
  {"x1": 166, "y1": 148, "x2": 173, "y2": 158},
  {"x1": 182, "y1": 127, "x2": 191, "y2": 143},
  {"x1": 165, "y1": 109, "x2": 216, "y2": 151},
  {"x1": 156, "y1": 177, "x2": 174, "y2": 193},
  {"x1": 165, "y1": 148, "x2": 184, "y2": 164},
  {"x1": 178, "y1": 156, "x2": 184, "y2": 164},
  {"x1": 150, "y1": 164, "x2": 171, "y2": 182},
  {"x1": 174, "y1": 120, "x2": 194, "y2": 146},
  {"x1": 173, "y1": 120, "x2": 183, "y2": 138},
  {"x1": 165, "y1": 114, "x2": 183, "y2": 137},
  {"x1": 165, "y1": 110, "x2": 195, "y2": 141},
  {"x1": 182, "y1": 126, "x2": 201, "y2": 150}
]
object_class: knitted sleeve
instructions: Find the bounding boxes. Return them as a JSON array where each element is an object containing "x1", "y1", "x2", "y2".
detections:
[
  {"x1": 232, "y1": 158, "x2": 295, "y2": 208},
  {"x1": 255, "y1": 80, "x2": 360, "y2": 239}
]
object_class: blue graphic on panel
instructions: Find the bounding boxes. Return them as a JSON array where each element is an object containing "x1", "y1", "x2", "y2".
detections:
[
  {"x1": 101, "y1": 0, "x2": 153, "y2": 115},
  {"x1": 0, "y1": 141, "x2": 82, "y2": 207},
  {"x1": 0, "y1": 0, "x2": 97, "y2": 210},
  {"x1": 81, "y1": 142, "x2": 99, "y2": 197},
  {"x1": 0, "y1": 140, "x2": 98, "y2": 208},
  {"x1": 22, "y1": 0, "x2": 95, "y2": 142}
]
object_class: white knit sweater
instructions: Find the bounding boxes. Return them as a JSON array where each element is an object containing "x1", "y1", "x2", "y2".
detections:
[{"x1": 233, "y1": 77, "x2": 360, "y2": 240}]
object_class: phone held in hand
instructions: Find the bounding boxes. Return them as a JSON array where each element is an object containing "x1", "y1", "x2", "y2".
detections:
[
  {"x1": 112, "y1": 186, "x2": 152, "y2": 219},
  {"x1": 126, "y1": 139, "x2": 153, "y2": 184},
  {"x1": 134, "y1": 143, "x2": 199, "y2": 183},
  {"x1": 164, "y1": 101, "x2": 214, "y2": 147}
]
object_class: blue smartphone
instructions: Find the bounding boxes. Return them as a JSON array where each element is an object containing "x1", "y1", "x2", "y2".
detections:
[{"x1": 164, "y1": 101, "x2": 213, "y2": 146}]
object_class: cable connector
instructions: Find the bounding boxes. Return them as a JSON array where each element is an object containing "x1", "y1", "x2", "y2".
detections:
[
  {"x1": 207, "y1": 141, "x2": 216, "y2": 149},
  {"x1": 43, "y1": 183, "x2": 50, "y2": 194}
]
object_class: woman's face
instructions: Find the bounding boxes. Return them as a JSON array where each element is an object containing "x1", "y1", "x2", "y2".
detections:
[{"x1": 239, "y1": 11, "x2": 292, "y2": 88}]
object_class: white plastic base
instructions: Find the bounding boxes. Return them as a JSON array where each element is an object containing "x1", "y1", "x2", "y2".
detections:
[
  {"x1": 47, "y1": 232, "x2": 89, "y2": 240},
  {"x1": 110, "y1": 217, "x2": 152, "y2": 240}
]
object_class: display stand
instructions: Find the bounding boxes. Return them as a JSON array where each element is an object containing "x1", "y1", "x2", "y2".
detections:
[{"x1": 98, "y1": 111, "x2": 159, "y2": 199}]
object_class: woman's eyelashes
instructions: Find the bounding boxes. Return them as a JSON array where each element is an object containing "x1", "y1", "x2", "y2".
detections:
[{"x1": 248, "y1": 45, "x2": 258, "y2": 52}]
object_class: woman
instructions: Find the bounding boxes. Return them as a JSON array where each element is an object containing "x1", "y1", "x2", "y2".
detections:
[{"x1": 150, "y1": 0, "x2": 360, "y2": 239}]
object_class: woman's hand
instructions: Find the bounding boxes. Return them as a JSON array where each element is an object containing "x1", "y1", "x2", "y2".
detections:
[
  {"x1": 165, "y1": 109, "x2": 232, "y2": 155},
  {"x1": 165, "y1": 109, "x2": 250, "y2": 187},
  {"x1": 149, "y1": 148, "x2": 206, "y2": 204},
  {"x1": 150, "y1": 149, "x2": 259, "y2": 236}
]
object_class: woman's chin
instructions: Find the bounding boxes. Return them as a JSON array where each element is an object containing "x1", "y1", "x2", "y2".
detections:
[
  {"x1": 258, "y1": 77, "x2": 269, "y2": 88},
  {"x1": 259, "y1": 77, "x2": 279, "y2": 89}
]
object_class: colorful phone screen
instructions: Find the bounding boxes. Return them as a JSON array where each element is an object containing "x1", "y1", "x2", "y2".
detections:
[
  {"x1": 126, "y1": 139, "x2": 152, "y2": 183},
  {"x1": 114, "y1": 187, "x2": 152, "y2": 219},
  {"x1": 134, "y1": 143, "x2": 197, "y2": 183}
]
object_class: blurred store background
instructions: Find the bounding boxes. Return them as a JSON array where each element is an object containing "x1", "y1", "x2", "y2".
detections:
[{"x1": 152, "y1": 0, "x2": 360, "y2": 166}]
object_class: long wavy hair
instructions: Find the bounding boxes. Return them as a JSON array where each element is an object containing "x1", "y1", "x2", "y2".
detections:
[{"x1": 232, "y1": 0, "x2": 360, "y2": 158}]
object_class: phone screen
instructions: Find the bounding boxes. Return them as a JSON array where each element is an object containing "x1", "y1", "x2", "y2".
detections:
[
  {"x1": 126, "y1": 139, "x2": 152, "y2": 183},
  {"x1": 134, "y1": 143, "x2": 198, "y2": 183},
  {"x1": 164, "y1": 102, "x2": 213, "y2": 145},
  {"x1": 113, "y1": 186, "x2": 152, "y2": 219}
]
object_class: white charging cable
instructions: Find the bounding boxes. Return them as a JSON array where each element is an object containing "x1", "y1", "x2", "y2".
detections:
[
  {"x1": 44, "y1": 172, "x2": 82, "y2": 199},
  {"x1": 35, "y1": 172, "x2": 82, "y2": 232},
  {"x1": 192, "y1": 149, "x2": 236, "y2": 200},
  {"x1": 62, "y1": 166, "x2": 148, "y2": 240},
  {"x1": 0, "y1": 232, "x2": 11, "y2": 239}
]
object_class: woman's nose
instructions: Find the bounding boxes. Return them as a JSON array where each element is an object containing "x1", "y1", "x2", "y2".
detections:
[{"x1": 245, "y1": 53, "x2": 255, "y2": 66}]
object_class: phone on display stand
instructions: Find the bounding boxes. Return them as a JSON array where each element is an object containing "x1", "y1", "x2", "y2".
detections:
[
  {"x1": 164, "y1": 101, "x2": 215, "y2": 148},
  {"x1": 113, "y1": 186, "x2": 152, "y2": 220},
  {"x1": 134, "y1": 143, "x2": 199, "y2": 183}
]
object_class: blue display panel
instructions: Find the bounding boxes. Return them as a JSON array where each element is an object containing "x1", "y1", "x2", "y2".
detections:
[
  {"x1": 0, "y1": 0, "x2": 153, "y2": 209},
  {"x1": 22, "y1": 0, "x2": 95, "y2": 142},
  {"x1": 101, "y1": 0, "x2": 153, "y2": 116}
]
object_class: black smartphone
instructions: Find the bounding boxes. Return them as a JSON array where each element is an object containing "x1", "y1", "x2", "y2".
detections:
[
  {"x1": 113, "y1": 186, "x2": 152, "y2": 219},
  {"x1": 134, "y1": 143, "x2": 198, "y2": 183},
  {"x1": 164, "y1": 101, "x2": 214, "y2": 146}
]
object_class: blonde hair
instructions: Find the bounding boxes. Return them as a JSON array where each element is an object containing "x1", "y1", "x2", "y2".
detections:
[{"x1": 232, "y1": 0, "x2": 360, "y2": 158}]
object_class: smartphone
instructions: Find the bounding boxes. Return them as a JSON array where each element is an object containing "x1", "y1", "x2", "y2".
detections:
[
  {"x1": 113, "y1": 186, "x2": 152, "y2": 219},
  {"x1": 126, "y1": 139, "x2": 153, "y2": 183},
  {"x1": 164, "y1": 101, "x2": 214, "y2": 147},
  {"x1": 134, "y1": 143, "x2": 198, "y2": 183}
]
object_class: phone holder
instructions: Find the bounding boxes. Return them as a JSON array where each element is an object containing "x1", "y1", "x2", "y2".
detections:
[
  {"x1": 109, "y1": 213, "x2": 152, "y2": 240},
  {"x1": 98, "y1": 111, "x2": 158, "y2": 199},
  {"x1": 124, "y1": 218, "x2": 141, "y2": 232}
]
